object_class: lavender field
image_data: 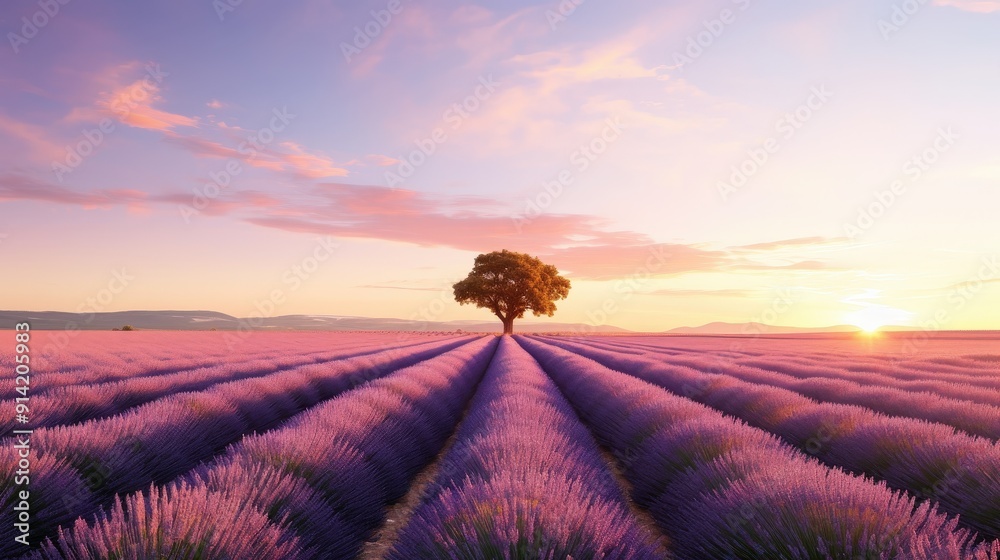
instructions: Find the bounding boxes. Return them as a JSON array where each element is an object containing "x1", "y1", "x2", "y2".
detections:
[{"x1": 5, "y1": 331, "x2": 1000, "y2": 559}]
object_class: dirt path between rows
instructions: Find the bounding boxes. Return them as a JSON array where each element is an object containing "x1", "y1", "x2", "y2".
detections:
[{"x1": 357, "y1": 397, "x2": 478, "y2": 559}]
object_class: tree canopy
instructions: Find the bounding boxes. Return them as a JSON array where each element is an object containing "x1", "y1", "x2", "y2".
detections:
[{"x1": 453, "y1": 250, "x2": 571, "y2": 334}]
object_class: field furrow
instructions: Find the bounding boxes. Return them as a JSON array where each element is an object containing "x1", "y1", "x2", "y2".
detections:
[
  {"x1": 533, "y1": 335, "x2": 1000, "y2": 541},
  {"x1": 7, "y1": 332, "x2": 452, "y2": 399},
  {"x1": 518, "y1": 336, "x2": 998, "y2": 559},
  {"x1": 567, "y1": 337, "x2": 1000, "y2": 440},
  {"x1": 0, "y1": 336, "x2": 477, "y2": 557},
  {"x1": 0, "y1": 335, "x2": 469, "y2": 432},
  {"x1": 387, "y1": 337, "x2": 667, "y2": 559},
  {"x1": 24, "y1": 336, "x2": 498, "y2": 560}
]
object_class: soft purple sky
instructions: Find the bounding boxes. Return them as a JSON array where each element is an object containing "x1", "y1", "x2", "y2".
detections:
[{"x1": 1, "y1": 0, "x2": 998, "y2": 331}]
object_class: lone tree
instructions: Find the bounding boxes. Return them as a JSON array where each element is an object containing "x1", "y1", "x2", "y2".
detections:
[{"x1": 453, "y1": 250, "x2": 571, "y2": 335}]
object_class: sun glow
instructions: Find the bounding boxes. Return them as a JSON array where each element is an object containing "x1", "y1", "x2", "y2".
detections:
[{"x1": 844, "y1": 304, "x2": 913, "y2": 334}]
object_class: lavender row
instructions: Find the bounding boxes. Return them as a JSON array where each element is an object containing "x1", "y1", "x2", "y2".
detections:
[
  {"x1": 28, "y1": 336, "x2": 498, "y2": 559},
  {"x1": 754, "y1": 352, "x2": 1000, "y2": 378},
  {"x1": 0, "y1": 335, "x2": 461, "y2": 433},
  {"x1": 538, "y1": 336, "x2": 1000, "y2": 541},
  {"x1": 622, "y1": 337, "x2": 1000, "y2": 395},
  {"x1": 680, "y1": 354, "x2": 1000, "y2": 441},
  {"x1": 733, "y1": 354, "x2": 1000, "y2": 406},
  {"x1": 11, "y1": 333, "x2": 425, "y2": 399},
  {"x1": 577, "y1": 338, "x2": 1000, "y2": 441},
  {"x1": 602, "y1": 337, "x2": 1000, "y2": 389},
  {"x1": 2, "y1": 331, "x2": 440, "y2": 400},
  {"x1": 388, "y1": 337, "x2": 665, "y2": 559},
  {"x1": 0, "y1": 335, "x2": 324, "y2": 399},
  {"x1": 561, "y1": 335, "x2": 1000, "y2": 413},
  {"x1": 519, "y1": 337, "x2": 998, "y2": 559},
  {"x1": 0, "y1": 336, "x2": 473, "y2": 557}
]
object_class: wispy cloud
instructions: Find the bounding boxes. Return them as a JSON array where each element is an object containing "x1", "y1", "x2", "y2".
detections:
[
  {"x1": 733, "y1": 260, "x2": 833, "y2": 271},
  {"x1": 156, "y1": 114, "x2": 350, "y2": 179},
  {"x1": 0, "y1": 173, "x2": 149, "y2": 211},
  {"x1": 0, "y1": 174, "x2": 282, "y2": 216},
  {"x1": 0, "y1": 113, "x2": 64, "y2": 161},
  {"x1": 48, "y1": 60, "x2": 353, "y2": 181},
  {"x1": 642, "y1": 288, "x2": 758, "y2": 298},
  {"x1": 734, "y1": 236, "x2": 843, "y2": 252},
  {"x1": 365, "y1": 154, "x2": 400, "y2": 167},
  {"x1": 933, "y1": 0, "x2": 1000, "y2": 13},
  {"x1": 358, "y1": 284, "x2": 444, "y2": 292},
  {"x1": 0, "y1": 175, "x2": 843, "y2": 281},
  {"x1": 101, "y1": 80, "x2": 199, "y2": 131},
  {"x1": 277, "y1": 141, "x2": 350, "y2": 178}
]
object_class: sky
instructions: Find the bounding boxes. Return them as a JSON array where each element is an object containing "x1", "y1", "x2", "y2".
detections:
[{"x1": 1, "y1": 0, "x2": 998, "y2": 332}]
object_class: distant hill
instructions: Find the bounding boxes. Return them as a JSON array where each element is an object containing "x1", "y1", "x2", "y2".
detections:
[
  {"x1": 667, "y1": 322, "x2": 866, "y2": 335},
  {"x1": 0, "y1": 310, "x2": 630, "y2": 334},
  {"x1": 1, "y1": 311, "x2": 938, "y2": 335}
]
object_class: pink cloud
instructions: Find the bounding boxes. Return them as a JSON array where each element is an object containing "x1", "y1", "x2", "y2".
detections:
[
  {"x1": 161, "y1": 133, "x2": 350, "y2": 178},
  {"x1": 345, "y1": 5, "x2": 543, "y2": 76},
  {"x1": 99, "y1": 79, "x2": 198, "y2": 131},
  {"x1": 0, "y1": 61, "x2": 205, "y2": 171},
  {"x1": 162, "y1": 133, "x2": 243, "y2": 160},
  {"x1": 734, "y1": 236, "x2": 843, "y2": 252},
  {"x1": 164, "y1": 132, "x2": 289, "y2": 173},
  {"x1": 0, "y1": 114, "x2": 65, "y2": 161},
  {"x1": 0, "y1": 176, "x2": 838, "y2": 281},
  {"x1": 366, "y1": 154, "x2": 401, "y2": 167},
  {"x1": 277, "y1": 142, "x2": 349, "y2": 178},
  {"x1": 0, "y1": 174, "x2": 148, "y2": 211},
  {"x1": 540, "y1": 243, "x2": 727, "y2": 280}
]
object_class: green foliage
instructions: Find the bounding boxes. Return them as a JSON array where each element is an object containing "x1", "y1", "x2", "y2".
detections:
[{"x1": 121, "y1": 325, "x2": 135, "y2": 331}]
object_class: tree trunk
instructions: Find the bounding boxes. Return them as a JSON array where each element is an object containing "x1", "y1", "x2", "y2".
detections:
[{"x1": 501, "y1": 317, "x2": 514, "y2": 335}]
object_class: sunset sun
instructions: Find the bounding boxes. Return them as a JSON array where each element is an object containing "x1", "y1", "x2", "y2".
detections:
[{"x1": 844, "y1": 304, "x2": 913, "y2": 334}]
